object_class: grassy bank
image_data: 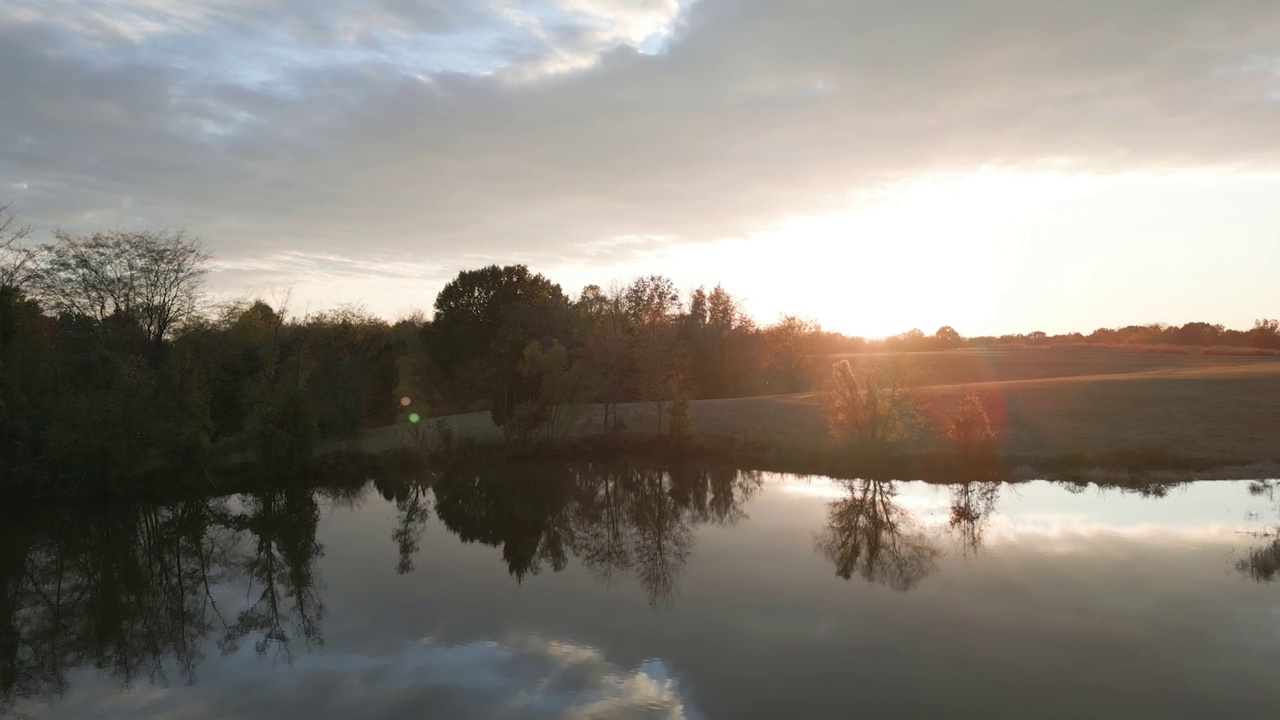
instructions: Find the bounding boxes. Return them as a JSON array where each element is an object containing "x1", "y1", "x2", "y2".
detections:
[
  {"x1": 10, "y1": 348, "x2": 1276, "y2": 499},
  {"x1": 355, "y1": 349, "x2": 1280, "y2": 483}
]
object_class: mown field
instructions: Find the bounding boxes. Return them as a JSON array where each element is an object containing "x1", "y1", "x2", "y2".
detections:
[{"x1": 359, "y1": 349, "x2": 1280, "y2": 478}]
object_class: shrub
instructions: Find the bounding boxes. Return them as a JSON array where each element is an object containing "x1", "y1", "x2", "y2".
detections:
[
  {"x1": 822, "y1": 356, "x2": 920, "y2": 453},
  {"x1": 943, "y1": 390, "x2": 998, "y2": 456}
]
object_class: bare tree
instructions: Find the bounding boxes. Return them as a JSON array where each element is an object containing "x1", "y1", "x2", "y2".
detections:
[
  {"x1": 0, "y1": 203, "x2": 36, "y2": 291},
  {"x1": 32, "y1": 228, "x2": 210, "y2": 355}
]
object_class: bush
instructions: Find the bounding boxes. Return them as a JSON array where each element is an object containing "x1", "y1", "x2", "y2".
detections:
[
  {"x1": 943, "y1": 390, "x2": 998, "y2": 456},
  {"x1": 822, "y1": 356, "x2": 920, "y2": 453}
]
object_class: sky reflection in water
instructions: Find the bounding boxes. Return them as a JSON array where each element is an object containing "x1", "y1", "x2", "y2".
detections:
[{"x1": 4, "y1": 470, "x2": 1278, "y2": 719}]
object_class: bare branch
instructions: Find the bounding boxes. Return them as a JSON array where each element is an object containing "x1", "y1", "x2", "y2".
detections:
[
  {"x1": 30, "y1": 228, "x2": 211, "y2": 353},
  {"x1": 0, "y1": 203, "x2": 37, "y2": 290}
]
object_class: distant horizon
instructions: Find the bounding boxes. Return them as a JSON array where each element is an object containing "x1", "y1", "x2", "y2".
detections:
[{"x1": 198, "y1": 260, "x2": 1274, "y2": 343}]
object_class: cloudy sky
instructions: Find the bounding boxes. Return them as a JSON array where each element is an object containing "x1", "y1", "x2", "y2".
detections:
[{"x1": 2, "y1": 0, "x2": 1278, "y2": 336}]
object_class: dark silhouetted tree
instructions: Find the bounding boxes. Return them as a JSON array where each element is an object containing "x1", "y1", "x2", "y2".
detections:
[
  {"x1": 33, "y1": 229, "x2": 209, "y2": 362},
  {"x1": 934, "y1": 325, "x2": 962, "y2": 349},
  {"x1": 0, "y1": 204, "x2": 35, "y2": 292},
  {"x1": 429, "y1": 264, "x2": 568, "y2": 423}
]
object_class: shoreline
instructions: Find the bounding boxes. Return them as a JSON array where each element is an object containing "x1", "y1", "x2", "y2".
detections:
[
  {"x1": 5, "y1": 431, "x2": 1277, "y2": 505},
  {"x1": 400, "y1": 431, "x2": 1280, "y2": 486}
]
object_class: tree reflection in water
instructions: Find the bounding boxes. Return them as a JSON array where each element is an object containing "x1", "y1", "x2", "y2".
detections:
[
  {"x1": 1237, "y1": 480, "x2": 1280, "y2": 583},
  {"x1": 0, "y1": 499, "x2": 234, "y2": 710},
  {"x1": 375, "y1": 476, "x2": 432, "y2": 575},
  {"x1": 0, "y1": 449, "x2": 767, "y2": 720},
  {"x1": 213, "y1": 487, "x2": 325, "y2": 661},
  {"x1": 429, "y1": 462, "x2": 762, "y2": 608},
  {"x1": 0, "y1": 484, "x2": 327, "y2": 714},
  {"x1": 948, "y1": 481, "x2": 1001, "y2": 557},
  {"x1": 815, "y1": 478, "x2": 1009, "y2": 591},
  {"x1": 815, "y1": 480, "x2": 941, "y2": 592},
  {"x1": 19, "y1": 464, "x2": 1273, "y2": 714}
]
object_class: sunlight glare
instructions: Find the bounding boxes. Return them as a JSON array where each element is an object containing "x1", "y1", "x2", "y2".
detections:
[{"x1": 723, "y1": 169, "x2": 1102, "y2": 336}]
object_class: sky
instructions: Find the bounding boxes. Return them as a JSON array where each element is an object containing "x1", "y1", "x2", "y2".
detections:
[{"x1": 1, "y1": 0, "x2": 1278, "y2": 337}]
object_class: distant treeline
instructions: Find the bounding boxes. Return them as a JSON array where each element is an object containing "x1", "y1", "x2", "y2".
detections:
[
  {"x1": 1, "y1": 211, "x2": 1276, "y2": 488},
  {"x1": 837, "y1": 320, "x2": 1280, "y2": 354}
]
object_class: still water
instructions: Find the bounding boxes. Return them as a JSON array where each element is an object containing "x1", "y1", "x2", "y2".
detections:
[{"x1": 3, "y1": 466, "x2": 1278, "y2": 719}]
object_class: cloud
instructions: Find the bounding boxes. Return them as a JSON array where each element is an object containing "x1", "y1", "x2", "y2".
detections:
[
  {"x1": 1, "y1": 0, "x2": 1278, "y2": 303},
  {"x1": 19, "y1": 635, "x2": 701, "y2": 720}
]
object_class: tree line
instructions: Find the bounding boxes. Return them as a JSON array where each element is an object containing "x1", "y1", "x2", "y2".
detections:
[
  {"x1": 2, "y1": 210, "x2": 1276, "y2": 489},
  {"x1": 0, "y1": 218, "x2": 824, "y2": 487},
  {"x1": 835, "y1": 320, "x2": 1280, "y2": 354}
]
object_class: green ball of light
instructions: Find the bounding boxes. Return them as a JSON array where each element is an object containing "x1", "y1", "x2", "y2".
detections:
[{"x1": 408, "y1": 412, "x2": 421, "y2": 424}]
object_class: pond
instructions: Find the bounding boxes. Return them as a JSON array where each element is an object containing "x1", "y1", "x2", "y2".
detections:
[{"x1": 3, "y1": 466, "x2": 1278, "y2": 719}]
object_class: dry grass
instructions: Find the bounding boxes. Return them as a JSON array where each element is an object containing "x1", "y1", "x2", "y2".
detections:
[
  {"x1": 823, "y1": 347, "x2": 1276, "y2": 386},
  {"x1": 656, "y1": 351, "x2": 1280, "y2": 463},
  {"x1": 358, "y1": 349, "x2": 1280, "y2": 476},
  {"x1": 1055, "y1": 343, "x2": 1280, "y2": 357}
]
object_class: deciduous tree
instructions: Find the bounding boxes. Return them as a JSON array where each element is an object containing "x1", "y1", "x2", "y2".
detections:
[
  {"x1": 766, "y1": 314, "x2": 820, "y2": 393},
  {"x1": 32, "y1": 228, "x2": 209, "y2": 360},
  {"x1": 430, "y1": 264, "x2": 568, "y2": 409}
]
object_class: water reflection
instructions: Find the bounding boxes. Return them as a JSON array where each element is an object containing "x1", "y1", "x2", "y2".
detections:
[
  {"x1": 812, "y1": 476, "x2": 1010, "y2": 595},
  {"x1": 1237, "y1": 479, "x2": 1280, "y2": 583},
  {"x1": 3, "y1": 466, "x2": 1279, "y2": 716},
  {"x1": 815, "y1": 480, "x2": 941, "y2": 592},
  {"x1": 374, "y1": 476, "x2": 431, "y2": 575},
  {"x1": 0, "y1": 462, "x2": 763, "y2": 713},
  {"x1": 214, "y1": 487, "x2": 325, "y2": 660},
  {"x1": 948, "y1": 481, "x2": 1001, "y2": 557},
  {"x1": 816, "y1": 476, "x2": 1280, "y2": 592},
  {"x1": 431, "y1": 463, "x2": 762, "y2": 607},
  {"x1": 1, "y1": 498, "x2": 241, "y2": 710},
  {"x1": 0, "y1": 490, "x2": 329, "y2": 714}
]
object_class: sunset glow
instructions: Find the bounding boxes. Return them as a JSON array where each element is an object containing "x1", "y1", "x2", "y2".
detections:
[
  {"x1": 5, "y1": 3, "x2": 1280, "y2": 715},
  {"x1": 4, "y1": 0, "x2": 1279, "y2": 335}
]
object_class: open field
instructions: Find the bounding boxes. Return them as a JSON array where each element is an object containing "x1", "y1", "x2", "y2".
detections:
[
  {"x1": 356, "y1": 349, "x2": 1280, "y2": 479},
  {"x1": 822, "y1": 347, "x2": 1279, "y2": 386}
]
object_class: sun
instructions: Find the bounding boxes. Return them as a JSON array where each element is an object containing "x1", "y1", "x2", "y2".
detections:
[
  {"x1": 704, "y1": 168, "x2": 1094, "y2": 337},
  {"x1": 558, "y1": 167, "x2": 1104, "y2": 339}
]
